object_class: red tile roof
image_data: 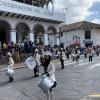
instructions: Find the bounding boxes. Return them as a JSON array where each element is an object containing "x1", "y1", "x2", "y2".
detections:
[{"x1": 61, "y1": 21, "x2": 100, "y2": 32}]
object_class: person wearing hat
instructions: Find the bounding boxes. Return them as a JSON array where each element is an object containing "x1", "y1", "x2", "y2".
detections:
[
  {"x1": 6, "y1": 52, "x2": 14, "y2": 81},
  {"x1": 7, "y1": 52, "x2": 14, "y2": 68},
  {"x1": 33, "y1": 49, "x2": 40, "y2": 77}
]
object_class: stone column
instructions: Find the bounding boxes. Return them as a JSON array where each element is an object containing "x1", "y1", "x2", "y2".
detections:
[
  {"x1": 44, "y1": 33, "x2": 49, "y2": 46},
  {"x1": 56, "y1": 34, "x2": 60, "y2": 46},
  {"x1": 28, "y1": 31, "x2": 34, "y2": 42},
  {"x1": 10, "y1": 29, "x2": 16, "y2": 43}
]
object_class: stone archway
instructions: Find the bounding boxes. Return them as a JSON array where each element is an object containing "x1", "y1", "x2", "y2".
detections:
[
  {"x1": 16, "y1": 23, "x2": 30, "y2": 42},
  {"x1": 47, "y1": 25, "x2": 57, "y2": 46},
  {"x1": 33, "y1": 24, "x2": 45, "y2": 45},
  {"x1": 0, "y1": 20, "x2": 11, "y2": 44}
]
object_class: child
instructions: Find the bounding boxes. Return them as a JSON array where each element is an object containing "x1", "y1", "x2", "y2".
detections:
[
  {"x1": 6, "y1": 52, "x2": 14, "y2": 82},
  {"x1": 47, "y1": 55, "x2": 57, "y2": 100}
]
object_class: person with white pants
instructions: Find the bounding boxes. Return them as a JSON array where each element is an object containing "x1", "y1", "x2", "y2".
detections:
[
  {"x1": 6, "y1": 52, "x2": 14, "y2": 82},
  {"x1": 46, "y1": 56, "x2": 57, "y2": 100}
]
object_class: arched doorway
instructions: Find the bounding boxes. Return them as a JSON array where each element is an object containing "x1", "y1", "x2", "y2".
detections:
[
  {"x1": 0, "y1": 20, "x2": 11, "y2": 44},
  {"x1": 48, "y1": 26, "x2": 57, "y2": 47},
  {"x1": 16, "y1": 23, "x2": 30, "y2": 42},
  {"x1": 34, "y1": 24, "x2": 45, "y2": 45}
]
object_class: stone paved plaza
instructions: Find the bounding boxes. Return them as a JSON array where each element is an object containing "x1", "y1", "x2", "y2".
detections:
[{"x1": 0, "y1": 56, "x2": 100, "y2": 100}]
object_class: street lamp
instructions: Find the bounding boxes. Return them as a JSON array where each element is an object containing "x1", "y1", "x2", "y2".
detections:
[
  {"x1": 59, "y1": 23, "x2": 66, "y2": 48},
  {"x1": 63, "y1": 8, "x2": 68, "y2": 14}
]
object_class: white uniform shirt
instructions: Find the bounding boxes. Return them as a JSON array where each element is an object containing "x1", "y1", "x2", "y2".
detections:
[
  {"x1": 8, "y1": 57, "x2": 14, "y2": 69},
  {"x1": 34, "y1": 53, "x2": 41, "y2": 66},
  {"x1": 48, "y1": 61, "x2": 56, "y2": 82}
]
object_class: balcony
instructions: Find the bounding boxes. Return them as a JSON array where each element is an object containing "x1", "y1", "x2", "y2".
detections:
[
  {"x1": 12, "y1": 0, "x2": 51, "y2": 8},
  {"x1": 0, "y1": 0, "x2": 65, "y2": 23}
]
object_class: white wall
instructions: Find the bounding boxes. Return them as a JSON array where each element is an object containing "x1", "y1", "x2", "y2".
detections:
[
  {"x1": 92, "y1": 29, "x2": 100, "y2": 45},
  {"x1": 60, "y1": 29, "x2": 85, "y2": 48},
  {"x1": 61, "y1": 28, "x2": 100, "y2": 48}
]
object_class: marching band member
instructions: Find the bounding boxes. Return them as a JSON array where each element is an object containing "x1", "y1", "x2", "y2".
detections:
[
  {"x1": 59, "y1": 50, "x2": 65, "y2": 69},
  {"x1": 34, "y1": 49, "x2": 40, "y2": 77},
  {"x1": 42, "y1": 51, "x2": 52, "y2": 73},
  {"x1": 47, "y1": 56, "x2": 57, "y2": 100},
  {"x1": 7, "y1": 52, "x2": 14, "y2": 68},
  {"x1": 88, "y1": 47, "x2": 94, "y2": 62},
  {"x1": 6, "y1": 52, "x2": 14, "y2": 82},
  {"x1": 41, "y1": 52, "x2": 57, "y2": 100}
]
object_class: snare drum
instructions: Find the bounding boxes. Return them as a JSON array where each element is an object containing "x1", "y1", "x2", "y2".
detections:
[{"x1": 6, "y1": 68, "x2": 14, "y2": 77}]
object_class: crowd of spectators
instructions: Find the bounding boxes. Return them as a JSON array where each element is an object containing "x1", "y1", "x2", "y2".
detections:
[
  {"x1": 0, "y1": 40, "x2": 100, "y2": 64},
  {"x1": 0, "y1": 40, "x2": 36, "y2": 56}
]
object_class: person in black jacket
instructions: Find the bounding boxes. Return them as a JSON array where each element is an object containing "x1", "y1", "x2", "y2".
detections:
[{"x1": 43, "y1": 55, "x2": 51, "y2": 73}]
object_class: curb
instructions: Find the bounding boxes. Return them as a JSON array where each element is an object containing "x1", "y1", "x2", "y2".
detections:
[{"x1": 0, "y1": 59, "x2": 68, "y2": 72}]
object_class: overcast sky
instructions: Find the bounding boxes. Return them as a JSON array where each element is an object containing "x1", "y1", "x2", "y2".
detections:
[{"x1": 54, "y1": 0, "x2": 100, "y2": 24}]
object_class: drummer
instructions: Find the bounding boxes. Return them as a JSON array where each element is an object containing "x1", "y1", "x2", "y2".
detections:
[
  {"x1": 6, "y1": 52, "x2": 14, "y2": 81},
  {"x1": 33, "y1": 49, "x2": 41, "y2": 77},
  {"x1": 42, "y1": 51, "x2": 52, "y2": 73},
  {"x1": 45, "y1": 54, "x2": 57, "y2": 100},
  {"x1": 7, "y1": 52, "x2": 14, "y2": 69}
]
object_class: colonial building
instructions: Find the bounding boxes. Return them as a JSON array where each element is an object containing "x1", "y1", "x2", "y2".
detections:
[
  {"x1": 0, "y1": 0, "x2": 65, "y2": 47},
  {"x1": 60, "y1": 21, "x2": 100, "y2": 48}
]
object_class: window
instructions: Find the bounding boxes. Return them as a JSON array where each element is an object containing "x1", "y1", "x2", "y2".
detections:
[{"x1": 84, "y1": 30, "x2": 91, "y2": 39}]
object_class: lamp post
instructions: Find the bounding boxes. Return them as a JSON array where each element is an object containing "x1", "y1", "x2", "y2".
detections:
[
  {"x1": 59, "y1": 23, "x2": 66, "y2": 48},
  {"x1": 63, "y1": 8, "x2": 68, "y2": 14}
]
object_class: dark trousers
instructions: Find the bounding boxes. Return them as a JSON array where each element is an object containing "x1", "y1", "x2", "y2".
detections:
[
  {"x1": 43, "y1": 63, "x2": 49, "y2": 73},
  {"x1": 44, "y1": 66, "x2": 48, "y2": 73},
  {"x1": 67, "y1": 54, "x2": 69, "y2": 59},
  {"x1": 84, "y1": 54, "x2": 87, "y2": 58},
  {"x1": 89, "y1": 56, "x2": 92, "y2": 62},
  {"x1": 96, "y1": 52, "x2": 99, "y2": 56},
  {"x1": 34, "y1": 66, "x2": 39, "y2": 76},
  {"x1": 60, "y1": 60, "x2": 64, "y2": 69}
]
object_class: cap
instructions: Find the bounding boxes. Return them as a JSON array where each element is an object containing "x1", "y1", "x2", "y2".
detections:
[
  {"x1": 34, "y1": 49, "x2": 38, "y2": 52},
  {"x1": 7, "y1": 52, "x2": 12, "y2": 57}
]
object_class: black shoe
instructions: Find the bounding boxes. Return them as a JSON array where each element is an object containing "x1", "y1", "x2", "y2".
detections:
[
  {"x1": 9, "y1": 77, "x2": 14, "y2": 82},
  {"x1": 34, "y1": 74, "x2": 39, "y2": 77}
]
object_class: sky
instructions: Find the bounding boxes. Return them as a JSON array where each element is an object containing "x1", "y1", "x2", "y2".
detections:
[{"x1": 53, "y1": 0, "x2": 100, "y2": 24}]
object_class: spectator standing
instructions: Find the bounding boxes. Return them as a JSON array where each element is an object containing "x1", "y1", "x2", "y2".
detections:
[
  {"x1": 59, "y1": 52, "x2": 65, "y2": 69},
  {"x1": 2, "y1": 42, "x2": 7, "y2": 56},
  {"x1": 88, "y1": 48, "x2": 93, "y2": 62},
  {"x1": 0, "y1": 41, "x2": 2, "y2": 55}
]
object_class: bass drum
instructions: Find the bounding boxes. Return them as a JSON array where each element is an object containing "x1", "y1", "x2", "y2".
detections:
[
  {"x1": 38, "y1": 75, "x2": 54, "y2": 93},
  {"x1": 25, "y1": 56, "x2": 36, "y2": 69}
]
